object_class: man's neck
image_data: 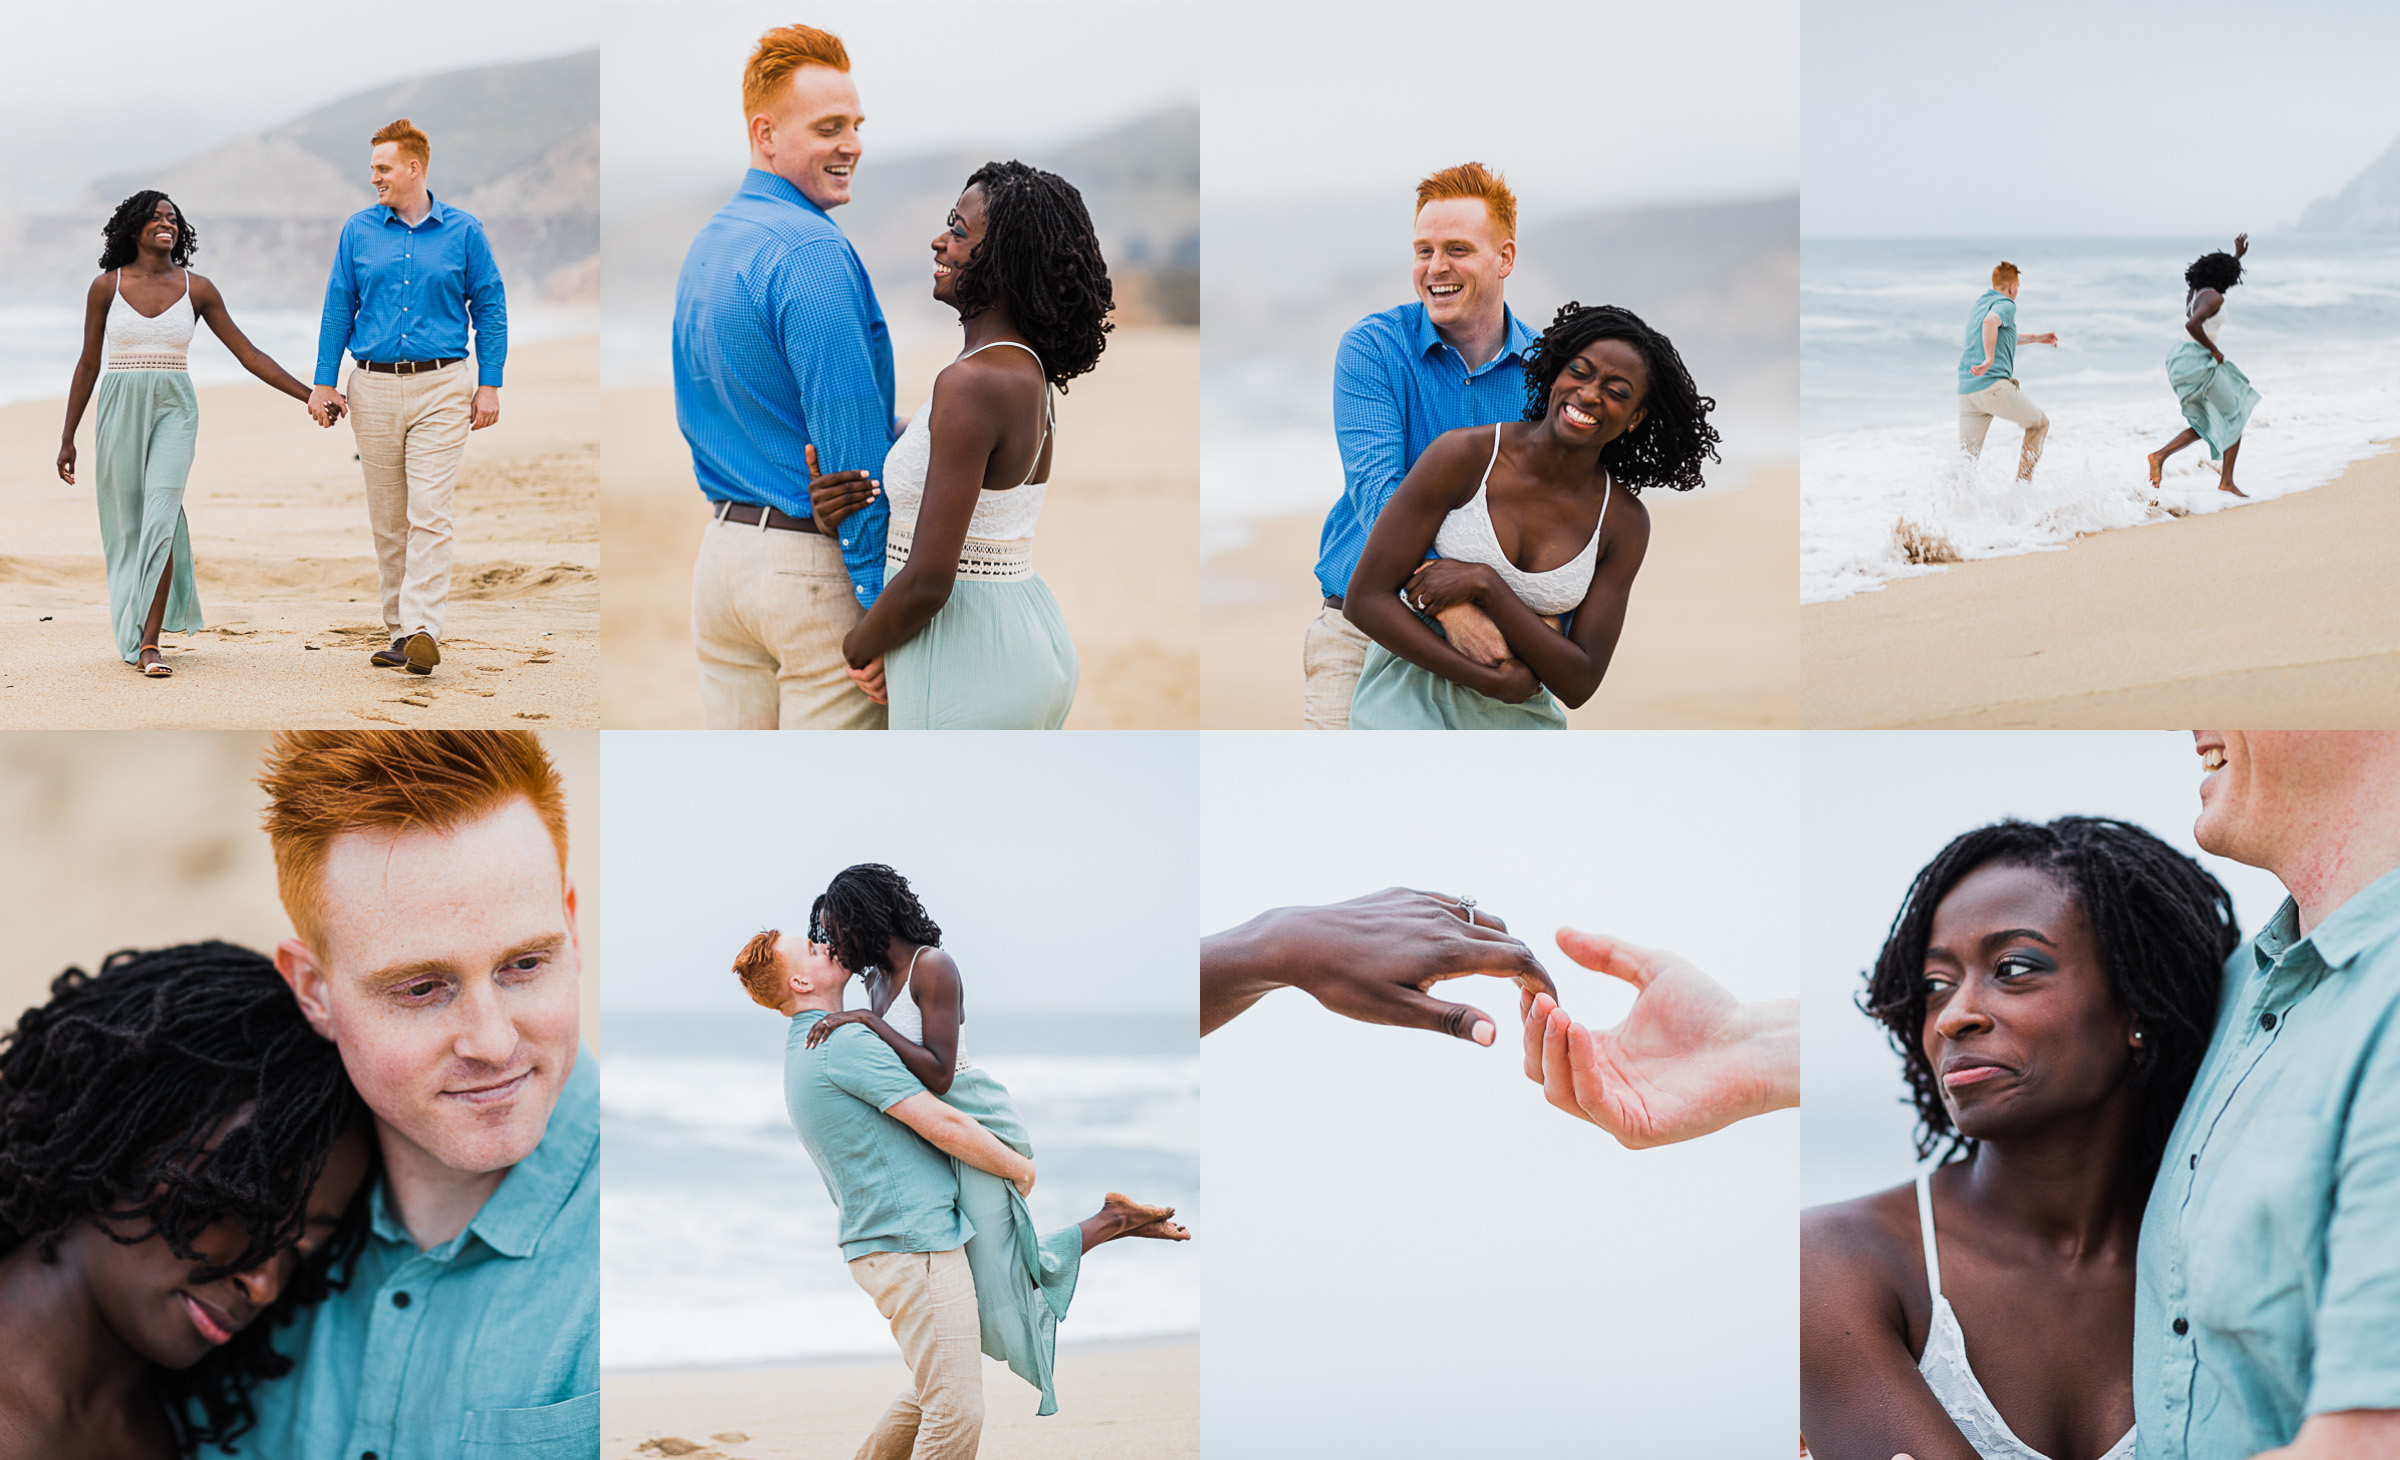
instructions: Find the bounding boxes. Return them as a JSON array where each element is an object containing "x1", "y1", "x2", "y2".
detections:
[
  {"x1": 2279, "y1": 830, "x2": 2400, "y2": 936},
  {"x1": 388, "y1": 192, "x2": 433, "y2": 227},
  {"x1": 378, "y1": 1120, "x2": 508, "y2": 1252},
  {"x1": 1434, "y1": 304, "x2": 1509, "y2": 373}
]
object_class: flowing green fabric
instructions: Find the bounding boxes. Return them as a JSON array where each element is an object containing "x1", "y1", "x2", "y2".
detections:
[
  {"x1": 1349, "y1": 640, "x2": 1568, "y2": 730},
  {"x1": 887, "y1": 575, "x2": 1078, "y2": 729},
  {"x1": 93, "y1": 370, "x2": 202, "y2": 663},
  {"x1": 2166, "y1": 340, "x2": 2258, "y2": 461},
  {"x1": 939, "y1": 1065, "x2": 1083, "y2": 1415}
]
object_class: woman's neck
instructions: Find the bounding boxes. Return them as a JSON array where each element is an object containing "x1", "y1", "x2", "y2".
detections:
[
  {"x1": 0, "y1": 1234, "x2": 156, "y2": 1428},
  {"x1": 1948, "y1": 1091, "x2": 2147, "y2": 1257},
  {"x1": 960, "y1": 304, "x2": 1026, "y2": 354},
  {"x1": 1512, "y1": 415, "x2": 1610, "y2": 488}
]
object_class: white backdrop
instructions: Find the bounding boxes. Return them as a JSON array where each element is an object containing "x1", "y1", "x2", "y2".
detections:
[{"x1": 1200, "y1": 732, "x2": 1800, "y2": 1458}]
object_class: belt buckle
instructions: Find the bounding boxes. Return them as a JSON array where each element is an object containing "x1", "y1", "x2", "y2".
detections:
[{"x1": 398, "y1": 359, "x2": 418, "y2": 376}]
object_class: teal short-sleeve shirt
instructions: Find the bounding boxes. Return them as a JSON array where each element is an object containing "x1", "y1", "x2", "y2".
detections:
[
  {"x1": 1958, "y1": 290, "x2": 2018, "y2": 393},
  {"x1": 783, "y1": 1009, "x2": 970, "y2": 1260}
]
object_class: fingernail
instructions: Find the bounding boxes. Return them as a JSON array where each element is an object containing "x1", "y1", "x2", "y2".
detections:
[{"x1": 1471, "y1": 1021, "x2": 1494, "y2": 1046}]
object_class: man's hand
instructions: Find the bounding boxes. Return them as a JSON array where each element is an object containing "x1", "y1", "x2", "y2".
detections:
[
  {"x1": 806, "y1": 443, "x2": 880, "y2": 533},
  {"x1": 470, "y1": 386, "x2": 500, "y2": 430},
  {"x1": 1013, "y1": 1165, "x2": 1036, "y2": 1199},
  {"x1": 1201, "y1": 888, "x2": 1557, "y2": 1041},
  {"x1": 1434, "y1": 603, "x2": 1509, "y2": 667},
  {"x1": 307, "y1": 385, "x2": 346, "y2": 427},
  {"x1": 1520, "y1": 929, "x2": 1798, "y2": 1148},
  {"x1": 1970, "y1": 359, "x2": 1992, "y2": 377},
  {"x1": 847, "y1": 656, "x2": 888, "y2": 706},
  {"x1": 2026, "y1": 332, "x2": 2060, "y2": 347}
]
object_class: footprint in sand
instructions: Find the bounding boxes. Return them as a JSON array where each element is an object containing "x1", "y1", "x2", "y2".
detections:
[{"x1": 350, "y1": 709, "x2": 404, "y2": 724}]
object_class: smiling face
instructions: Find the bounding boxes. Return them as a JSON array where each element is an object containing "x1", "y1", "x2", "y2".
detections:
[
  {"x1": 369, "y1": 142, "x2": 427, "y2": 213},
  {"x1": 1412, "y1": 197, "x2": 1514, "y2": 333},
  {"x1": 74, "y1": 1121, "x2": 371, "y2": 1369},
  {"x1": 279, "y1": 798, "x2": 580, "y2": 1177},
  {"x1": 930, "y1": 184, "x2": 989, "y2": 307},
  {"x1": 140, "y1": 199, "x2": 180, "y2": 257},
  {"x1": 756, "y1": 64, "x2": 863, "y2": 209},
  {"x1": 1919, "y1": 861, "x2": 2134, "y2": 1143},
  {"x1": 1549, "y1": 337, "x2": 1649, "y2": 446}
]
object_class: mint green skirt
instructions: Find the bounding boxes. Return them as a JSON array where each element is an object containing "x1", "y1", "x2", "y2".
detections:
[
  {"x1": 888, "y1": 575, "x2": 1078, "y2": 729},
  {"x1": 2166, "y1": 341, "x2": 2259, "y2": 460},
  {"x1": 94, "y1": 370, "x2": 203, "y2": 663},
  {"x1": 1350, "y1": 641, "x2": 1568, "y2": 730},
  {"x1": 940, "y1": 1066, "x2": 1083, "y2": 1415}
]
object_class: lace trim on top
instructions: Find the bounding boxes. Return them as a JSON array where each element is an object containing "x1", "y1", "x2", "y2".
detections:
[
  {"x1": 1428, "y1": 423, "x2": 1605, "y2": 616},
  {"x1": 880, "y1": 948, "x2": 971, "y2": 1071},
  {"x1": 105, "y1": 270, "x2": 197, "y2": 371},
  {"x1": 881, "y1": 341, "x2": 1054, "y2": 549}
]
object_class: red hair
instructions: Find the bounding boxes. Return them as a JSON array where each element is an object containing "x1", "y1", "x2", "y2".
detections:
[
  {"x1": 744, "y1": 24, "x2": 850, "y2": 121},
  {"x1": 371, "y1": 118, "x2": 430, "y2": 169},
  {"x1": 1416, "y1": 162, "x2": 1517, "y2": 240},
  {"x1": 733, "y1": 930, "x2": 786, "y2": 1009}
]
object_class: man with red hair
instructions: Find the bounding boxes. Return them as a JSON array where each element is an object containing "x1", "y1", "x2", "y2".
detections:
[{"x1": 1305, "y1": 162, "x2": 1529, "y2": 728}]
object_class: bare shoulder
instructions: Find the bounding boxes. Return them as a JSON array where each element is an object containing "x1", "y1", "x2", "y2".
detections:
[
  {"x1": 187, "y1": 271, "x2": 223, "y2": 305},
  {"x1": 935, "y1": 344, "x2": 1043, "y2": 409},
  {"x1": 85, "y1": 271, "x2": 116, "y2": 305},
  {"x1": 1804, "y1": 1181, "x2": 1919, "y2": 1289},
  {"x1": 911, "y1": 945, "x2": 964, "y2": 992}
]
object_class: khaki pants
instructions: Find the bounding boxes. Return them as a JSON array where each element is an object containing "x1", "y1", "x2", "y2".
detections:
[
  {"x1": 847, "y1": 1247, "x2": 985, "y2": 1460},
  {"x1": 690, "y1": 515, "x2": 887, "y2": 730},
  {"x1": 1301, "y1": 606, "x2": 1371, "y2": 730},
  {"x1": 1958, "y1": 379, "x2": 2050, "y2": 479},
  {"x1": 347, "y1": 361, "x2": 472, "y2": 639}
]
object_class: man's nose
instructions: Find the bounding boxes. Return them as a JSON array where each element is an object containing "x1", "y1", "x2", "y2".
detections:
[{"x1": 452, "y1": 979, "x2": 519, "y2": 1065}]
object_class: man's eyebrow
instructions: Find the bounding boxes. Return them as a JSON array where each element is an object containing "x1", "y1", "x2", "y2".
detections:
[{"x1": 360, "y1": 933, "x2": 564, "y2": 987}]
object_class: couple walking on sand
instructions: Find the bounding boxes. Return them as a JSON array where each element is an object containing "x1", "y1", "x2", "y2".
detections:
[
  {"x1": 737, "y1": 864, "x2": 1187, "y2": 1457},
  {"x1": 675, "y1": 24, "x2": 1116, "y2": 731},
  {"x1": 1954, "y1": 237, "x2": 2257, "y2": 499},
  {"x1": 56, "y1": 119, "x2": 506, "y2": 680}
]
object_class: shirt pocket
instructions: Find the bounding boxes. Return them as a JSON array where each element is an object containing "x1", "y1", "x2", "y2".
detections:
[{"x1": 458, "y1": 1391, "x2": 598, "y2": 1456}]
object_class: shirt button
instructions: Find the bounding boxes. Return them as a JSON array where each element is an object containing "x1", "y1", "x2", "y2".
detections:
[
  {"x1": 2260, "y1": 1011, "x2": 2277, "y2": 1029},
  {"x1": 2173, "y1": 1317, "x2": 2189, "y2": 1335},
  {"x1": 392, "y1": 1291, "x2": 411, "y2": 1308},
  {"x1": 2190, "y1": 1153, "x2": 2198, "y2": 1169}
]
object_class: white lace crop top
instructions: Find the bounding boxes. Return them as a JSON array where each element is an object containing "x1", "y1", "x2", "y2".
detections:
[
  {"x1": 105, "y1": 270, "x2": 197, "y2": 372},
  {"x1": 881, "y1": 948, "x2": 970, "y2": 1072},
  {"x1": 1428, "y1": 423, "x2": 1606, "y2": 617},
  {"x1": 883, "y1": 340, "x2": 1053, "y2": 547},
  {"x1": 1914, "y1": 1173, "x2": 2135, "y2": 1460}
]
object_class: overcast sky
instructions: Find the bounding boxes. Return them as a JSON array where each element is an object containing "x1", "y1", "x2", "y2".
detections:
[
  {"x1": 1801, "y1": 731, "x2": 2289, "y2": 1209},
  {"x1": 1205, "y1": 0, "x2": 1800, "y2": 217},
  {"x1": 0, "y1": 3, "x2": 593, "y2": 211},
  {"x1": 1805, "y1": 0, "x2": 2400, "y2": 236},
  {"x1": 600, "y1": 732, "x2": 1195, "y2": 1015},
  {"x1": 603, "y1": 1, "x2": 1197, "y2": 187}
]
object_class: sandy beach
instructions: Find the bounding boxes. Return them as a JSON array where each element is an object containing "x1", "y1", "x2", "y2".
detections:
[
  {"x1": 0, "y1": 337, "x2": 599, "y2": 729},
  {"x1": 603, "y1": 1341, "x2": 1197, "y2": 1460},
  {"x1": 601, "y1": 325, "x2": 1198, "y2": 729},
  {"x1": 1200, "y1": 462, "x2": 1802, "y2": 728},
  {"x1": 1803, "y1": 444, "x2": 2400, "y2": 726}
]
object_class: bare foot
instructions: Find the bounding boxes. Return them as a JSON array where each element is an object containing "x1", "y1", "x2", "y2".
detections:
[
  {"x1": 2219, "y1": 478, "x2": 2248, "y2": 498},
  {"x1": 1080, "y1": 1191, "x2": 1179, "y2": 1251},
  {"x1": 2146, "y1": 452, "x2": 2163, "y2": 488},
  {"x1": 1126, "y1": 1217, "x2": 1191, "y2": 1241}
]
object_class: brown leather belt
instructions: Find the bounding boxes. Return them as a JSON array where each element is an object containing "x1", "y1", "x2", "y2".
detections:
[
  {"x1": 356, "y1": 357, "x2": 464, "y2": 374},
  {"x1": 715, "y1": 500, "x2": 821, "y2": 534},
  {"x1": 1323, "y1": 594, "x2": 1344, "y2": 610}
]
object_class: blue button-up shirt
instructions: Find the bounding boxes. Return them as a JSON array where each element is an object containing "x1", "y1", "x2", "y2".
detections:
[
  {"x1": 315, "y1": 195, "x2": 508, "y2": 388},
  {"x1": 1313, "y1": 300, "x2": 1539, "y2": 600},
  {"x1": 201, "y1": 1052, "x2": 598, "y2": 1460},
  {"x1": 2135, "y1": 864, "x2": 2400, "y2": 1460},
  {"x1": 673, "y1": 169, "x2": 896, "y2": 608}
]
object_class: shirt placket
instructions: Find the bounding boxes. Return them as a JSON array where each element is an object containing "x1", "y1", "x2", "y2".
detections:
[
  {"x1": 341, "y1": 1248, "x2": 444, "y2": 1460},
  {"x1": 397, "y1": 221, "x2": 416, "y2": 355}
]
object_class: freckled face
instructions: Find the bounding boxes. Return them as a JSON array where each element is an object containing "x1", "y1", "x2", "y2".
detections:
[
  {"x1": 1920, "y1": 862, "x2": 2131, "y2": 1142},
  {"x1": 930, "y1": 185, "x2": 989, "y2": 308},
  {"x1": 305, "y1": 800, "x2": 580, "y2": 1175}
]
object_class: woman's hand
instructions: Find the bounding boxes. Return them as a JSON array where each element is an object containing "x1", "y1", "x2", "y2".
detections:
[
  {"x1": 1404, "y1": 558, "x2": 1497, "y2": 615},
  {"x1": 803, "y1": 1009, "x2": 877, "y2": 1049},
  {"x1": 805, "y1": 443, "x2": 880, "y2": 533},
  {"x1": 2234, "y1": 231, "x2": 2249, "y2": 259},
  {"x1": 847, "y1": 656, "x2": 888, "y2": 705},
  {"x1": 56, "y1": 441, "x2": 75, "y2": 485}
]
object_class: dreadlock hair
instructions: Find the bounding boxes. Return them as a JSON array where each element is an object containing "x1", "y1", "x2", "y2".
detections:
[
  {"x1": 811, "y1": 864, "x2": 942, "y2": 979},
  {"x1": 2185, "y1": 249, "x2": 2244, "y2": 293},
  {"x1": 0, "y1": 942, "x2": 372, "y2": 1451},
  {"x1": 98, "y1": 190, "x2": 197, "y2": 270},
  {"x1": 950, "y1": 160, "x2": 1113, "y2": 390},
  {"x1": 1521, "y1": 302, "x2": 1720, "y2": 495},
  {"x1": 1859, "y1": 817, "x2": 2234, "y2": 1178}
]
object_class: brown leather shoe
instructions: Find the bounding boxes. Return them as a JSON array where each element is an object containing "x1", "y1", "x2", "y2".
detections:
[
  {"x1": 402, "y1": 632, "x2": 440, "y2": 676},
  {"x1": 371, "y1": 636, "x2": 410, "y2": 668}
]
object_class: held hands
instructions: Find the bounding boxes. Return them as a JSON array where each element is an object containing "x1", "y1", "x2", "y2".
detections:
[
  {"x1": 847, "y1": 656, "x2": 888, "y2": 706},
  {"x1": 1519, "y1": 930, "x2": 1799, "y2": 1148},
  {"x1": 470, "y1": 386, "x2": 500, "y2": 431},
  {"x1": 805, "y1": 443, "x2": 881, "y2": 533},
  {"x1": 307, "y1": 385, "x2": 347, "y2": 428}
]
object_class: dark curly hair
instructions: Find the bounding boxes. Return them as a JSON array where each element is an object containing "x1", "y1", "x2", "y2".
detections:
[
  {"x1": 99, "y1": 190, "x2": 197, "y2": 271},
  {"x1": 950, "y1": 160, "x2": 1113, "y2": 390},
  {"x1": 1520, "y1": 302, "x2": 1720, "y2": 495},
  {"x1": 2185, "y1": 250, "x2": 2244, "y2": 293},
  {"x1": 0, "y1": 942, "x2": 372, "y2": 1451},
  {"x1": 1859, "y1": 817, "x2": 2234, "y2": 1178},
  {"x1": 810, "y1": 863, "x2": 943, "y2": 980}
]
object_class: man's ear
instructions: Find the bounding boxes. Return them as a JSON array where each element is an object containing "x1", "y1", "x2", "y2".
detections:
[
  {"x1": 1496, "y1": 237, "x2": 1517, "y2": 281},
  {"x1": 275, "y1": 938, "x2": 338, "y2": 1040},
  {"x1": 562, "y1": 873, "x2": 582, "y2": 953}
]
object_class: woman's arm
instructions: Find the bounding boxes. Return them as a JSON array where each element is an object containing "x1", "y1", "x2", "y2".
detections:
[
  {"x1": 1408, "y1": 495, "x2": 1649, "y2": 709},
  {"x1": 1343, "y1": 429, "x2": 1541, "y2": 703},
  {"x1": 842, "y1": 364, "x2": 1012, "y2": 668},
  {"x1": 192, "y1": 276, "x2": 315, "y2": 405},
  {"x1": 2185, "y1": 288, "x2": 2225, "y2": 361},
  {"x1": 1800, "y1": 1202, "x2": 1983, "y2": 1460},
  {"x1": 55, "y1": 275, "x2": 111, "y2": 482},
  {"x1": 803, "y1": 950, "x2": 964, "y2": 1095}
]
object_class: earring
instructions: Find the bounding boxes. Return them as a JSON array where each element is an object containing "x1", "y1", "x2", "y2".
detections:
[{"x1": 2131, "y1": 1028, "x2": 2145, "y2": 1046}]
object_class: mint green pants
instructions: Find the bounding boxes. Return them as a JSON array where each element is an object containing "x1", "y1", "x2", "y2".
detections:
[
  {"x1": 939, "y1": 1065, "x2": 1083, "y2": 1415},
  {"x1": 93, "y1": 370, "x2": 203, "y2": 663}
]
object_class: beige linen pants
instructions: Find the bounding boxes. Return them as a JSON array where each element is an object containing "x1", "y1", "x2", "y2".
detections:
[
  {"x1": 1958, "y1": 379, "x2": 2050, "y2": 479},
  {"x1": 690, "y1": 515, "x2": 887, "y2": 730},
  {"x1": 347, "y1": 361, "x2": 472, "y2": 639},
  {"x1": 1301, "y1": 605, "x2": 1371, "y2": 730},
  {"x1": 847, "y1": 1247, "x2": 985, "y2": 1460}
]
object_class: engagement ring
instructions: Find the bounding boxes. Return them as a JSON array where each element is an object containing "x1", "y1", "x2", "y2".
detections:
[{"x1": 1457, "y1": 895, "x2": 1478, "y2": 926}]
